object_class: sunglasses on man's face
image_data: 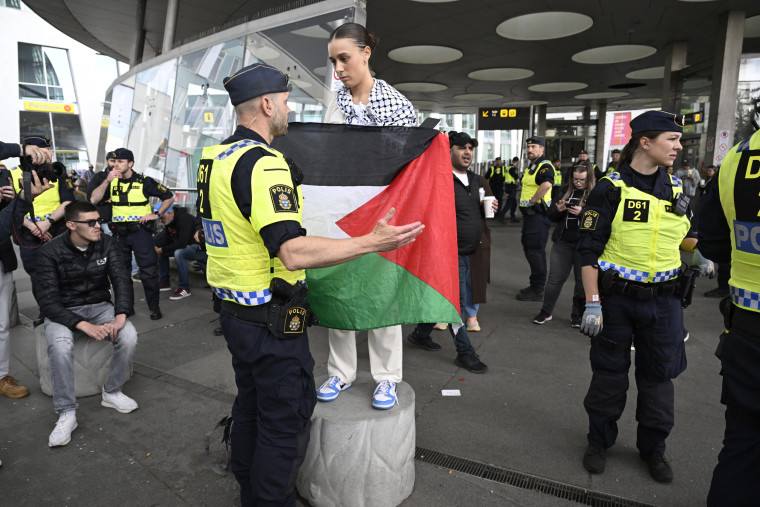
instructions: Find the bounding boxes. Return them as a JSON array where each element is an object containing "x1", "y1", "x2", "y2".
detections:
[{"x1": 70, "y1": 217, "x2": 104, "y2": 227}]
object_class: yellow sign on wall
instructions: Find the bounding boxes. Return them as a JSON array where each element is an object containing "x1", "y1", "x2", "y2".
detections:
[
  {"x1": 23, "y1": 101, "x2": 77, "y2": 114},
  {"x1": 204, "y1": 112, "x2": 214, "y2": 123}
]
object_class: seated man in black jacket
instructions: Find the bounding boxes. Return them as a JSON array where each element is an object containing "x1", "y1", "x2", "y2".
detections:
[
  {"x1": 36, "y1": 201, "x2": 138, "y2": 448},
  {"x1": 154, "y1": 204, "x2": 207, "y2": 300}
]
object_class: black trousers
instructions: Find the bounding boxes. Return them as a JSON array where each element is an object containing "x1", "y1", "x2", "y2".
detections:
[
  {"x1": 520, "y1": 212, "x2": 550, "y2": 288},
  {"x1": 117, "y1": 227, "x2": 160, "y2": 310},
  {"x1": 708, "y1": 309, "x2": 760, "y2": 506},
  {"x1": 221, "y1": 311, "x2": 317, "y2": 507},
  {"x1": 584, "y1": 292, "x2": 686, "y2": 454}
]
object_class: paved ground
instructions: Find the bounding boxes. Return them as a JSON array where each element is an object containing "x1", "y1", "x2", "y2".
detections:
[{"x1": 1, "y1": 221, "x2": 727, "y2": 506}]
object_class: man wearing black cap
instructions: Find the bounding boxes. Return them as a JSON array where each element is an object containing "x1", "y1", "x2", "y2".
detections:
[
  {"x1": 199, "y1": 62, "x2": 423, "y2": 506},
  {"x1": 89, "y1": 148, "x2": 174, "y2": 320},
  {"x1": 407, "y1": 131, "x2": 491, "y2": 373},
  {"x1": 9, "y1": 136, "x2": 74, "y2": 323},
  {"x1": 606, "y1": 149, "x2": 621, "y2": 174},
  {"x1": 516, "y1": 136, "x2": 555, "y2": 301}
]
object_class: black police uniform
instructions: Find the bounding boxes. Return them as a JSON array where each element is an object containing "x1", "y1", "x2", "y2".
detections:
[
  {"x1": 504, "y1": 164, "x2": 519, "y2": 221},
  {"x1": 520, "y1": 155, "x2": 554, "y2": 290},
  {"x1": 487, "y1": 164, "x2": 506, "y2": 220},
  {"x1": 87, "y1": 168, "x2": 113, "y2": 224},
  {"x1": 699, "y1": 131, "x2": 760, "y2": 506},
  {"x1": 110, "y1": 172, "x2": 172, "y2": 314},
  {"x1": 210, "y1": 126, "x2": 314, "y2": 507},
  {"x1": 578, "y1": 162, "x2": 693, "y2": 456}
]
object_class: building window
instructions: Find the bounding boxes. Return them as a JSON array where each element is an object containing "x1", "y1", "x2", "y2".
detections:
[
  {"x1": 18, "y1": 43, "x2": 77, "y2": 102},
  {"x1": 0, "y1": 0, "x2": 21, "y2": 8}
]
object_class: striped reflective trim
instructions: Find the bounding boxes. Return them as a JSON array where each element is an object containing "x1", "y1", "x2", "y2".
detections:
[
  {"x1": 731, "y1": 286, "x2": 760, "y2": 311},
  {"x1": 25, "y1": 214, "x2": 52, "y2": 222},
  {"x1": 599, "y1": 260, "x2": 679, "y2": 283},
  {"x1": 215, "y1": 139, "x2": 267, "y2": 160},
  {"x1": 212, "y1": 286, "x2": 271, "y2": 306},
  {"x1": 112, "y1": 216, "x2": 143, "y2": 222}
]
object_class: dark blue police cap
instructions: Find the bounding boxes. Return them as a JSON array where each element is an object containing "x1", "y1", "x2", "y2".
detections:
[
  {"x1": 526, "y1": 136, "x2": 545, "y2": 146},
  {"x1": 114, "y1": 148, "x2": 134, "y2": 162},
  {"x1": 106, "y1": 148, "x2": 125, "y2": 160},
  {"x1": 449, "y1": 131, "x2": 478, "y2": 148},
  {"x1": 630, "y1": 110, "x2": 684, "y2": 134},
  {"x1": 223, "y1": 63, "x2": 290, "y2": 106},
  {"x1": 23, "y1": 136, "x2": 51, "y2": 148},
  {"x1": 611, "y1": 149, "x2": 621, "y2": 154}
]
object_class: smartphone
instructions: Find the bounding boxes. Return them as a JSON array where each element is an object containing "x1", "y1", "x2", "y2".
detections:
[{"x1": 0, "y1": 168, "x2": 12, "y2": 188}]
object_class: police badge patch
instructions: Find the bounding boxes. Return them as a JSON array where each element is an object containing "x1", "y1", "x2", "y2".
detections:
[
  {"x1": 284, "y1": 307, "x2": 306, "y2": 334},
  {"x1": 269, "y1": 184, "x2": 298, "y2": 213},
  {"x1": 581, "y1": 210, "x2": 599, "y2": 231}
]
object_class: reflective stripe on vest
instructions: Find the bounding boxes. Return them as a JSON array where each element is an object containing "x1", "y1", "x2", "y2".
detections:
[
  {"x1": 11, "y1": 168, "x2": 62, "y2": 219},
  {"x1": 718, "y1": 130, "x2": 760, "y2": 313},
  {"x1": 598, "y1": 171, "x2": 690, "y2": 283},
  {"x1": 520, "y1": 160, "x2": 553, "y2": 207},
  {"x1": 200, "y1": 140, "x2": 304, "y2": 307}
]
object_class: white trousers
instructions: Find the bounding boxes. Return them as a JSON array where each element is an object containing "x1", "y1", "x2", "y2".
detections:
[
  {"x1": 0, "y1": 262, "x2": 14, "y2": 378},
  {"x1": 327, "y1": 325, "x2": 402, "y2": 384}
]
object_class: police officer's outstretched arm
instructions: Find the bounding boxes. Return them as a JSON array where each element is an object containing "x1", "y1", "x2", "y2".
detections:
[{"x1": 277, "y1": 208, "x2": 424, "y2": 271}]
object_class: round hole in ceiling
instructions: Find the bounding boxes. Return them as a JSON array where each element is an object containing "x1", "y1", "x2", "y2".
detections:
[
  {"x1": 496, "y1": 12, "x2": 593, "y2": 41},
  {"x1": 388, "y1": 45, "x2": 463, "y2": 64},
  {"x1": 468, "y1": 68, "x2": 534, "y2": 81},
  {"x1": 393, "y1": 82, "x2": 448, "y2": 92},
  {"x1": 608, "y1": 83, "x2": 647, "y2": 89},
  {"x1": 528, "y1": 82, "x2": 588, "y2": 92},
  {"x1": 572, "y1": 45, "x2": 657, "y2": 65},
  {"x1": 625, "y1": 66, "x2": 665, "y2": 80}
]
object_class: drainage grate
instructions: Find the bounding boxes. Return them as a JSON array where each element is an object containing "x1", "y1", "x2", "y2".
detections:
[{"x1": 415, "y1": 447, "x2": 658, "y2": 507}]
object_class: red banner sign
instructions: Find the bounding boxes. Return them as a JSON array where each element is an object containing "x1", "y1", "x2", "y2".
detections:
[{"x1": 609, "y1": 113, "x2": 631, "y2": 146}]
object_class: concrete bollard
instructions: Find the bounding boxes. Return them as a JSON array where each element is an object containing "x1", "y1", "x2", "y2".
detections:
[
  {"x1": 297, "y1": 374, "x2": 415, "y2": 507},
  {"x1": 36, "y1": 325, "x2": 132, "y2": 397}
]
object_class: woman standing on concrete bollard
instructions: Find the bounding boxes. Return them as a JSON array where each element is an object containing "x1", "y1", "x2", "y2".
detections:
[{"x1": 317, "y1": 22, "x2": 416, "y2": 410}]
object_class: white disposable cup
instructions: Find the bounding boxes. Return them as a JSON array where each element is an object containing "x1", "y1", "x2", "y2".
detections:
[{"x1": 483, "y1": 196, "x2": 496, "y2": 218}]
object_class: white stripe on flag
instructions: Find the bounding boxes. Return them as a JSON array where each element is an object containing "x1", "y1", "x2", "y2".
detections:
[{"x1": 301, "y1": 185, "x2": 385, "y2": 239}]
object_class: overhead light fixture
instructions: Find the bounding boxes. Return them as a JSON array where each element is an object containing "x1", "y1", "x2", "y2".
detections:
[
  {"x1": 393, "y1": 82, "x2": 448, "y2": 92},
  {"x1": 528, "y1": 82, "x2": 588, "y2": 92},
  {"x1": 572, "y1": 45, "x2": 656, "y2": 64},
  {"x1": 468, "y1": 68, "x2": 534, "y2": 81},
  {"x1": 497, "y1": 12, "x2": 593, "y2": 41},
  {"x1": 388, "y1": 45, "x2": 463, "y2": 64},
  {"x1": 745, "y1": 15, "x2": 760, "y2": 38},
  {"x1": 625, "y1": 67, "x2": 665, "y2": 80}
]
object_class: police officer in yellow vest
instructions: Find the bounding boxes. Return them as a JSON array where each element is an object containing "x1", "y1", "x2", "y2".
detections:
[
  {"x1": 487, "y1": 157, "x2": 506, "y2": 222},
  {"x1": 577, "y1": 110, "x2": 713, "y2": 483},
  {"x1": 699, "y1": 128, "x2": 760, "y2": 505},
  {"x1": 89, "y1": 148, "x2": 173, "y2": 320},
  {"x1": 10, "y1": 136, "x2": 74, "y2": 318},
  {"x1": 516, "y1": 136, "x2": 554, "y2": 301},
  {"x1": 607, "y1": 148, "x2": 621, "y2": 175},
  {"x1": 201, "y1": 63, "x2": 423, "y2": 507},
  {"x1": 551, "y1": 156, "x2": 563, "y2": 202}
]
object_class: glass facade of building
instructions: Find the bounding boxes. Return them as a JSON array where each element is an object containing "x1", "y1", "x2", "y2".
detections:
[{"x1": 98, "y1": 4, "x2": 359, "y2": 209}]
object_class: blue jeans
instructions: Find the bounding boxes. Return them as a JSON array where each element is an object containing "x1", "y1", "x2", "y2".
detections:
[
  {"x1": 45, "y1": 302, "x2": 138, "y2": 413},
  {"x1": 158, "y1": 244, "x2": 208, "y2": 289},
  {"x1": 416, "y1": 255, "x2": 475, "y2": 356},
  {"x1": 464, "y1": 267, "x2": 479, "y2": 318}
]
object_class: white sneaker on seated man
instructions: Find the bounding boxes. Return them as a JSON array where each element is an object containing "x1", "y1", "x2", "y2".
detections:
[{"x1": 35, "y1": 201, "x2": 138, "y2": 447}]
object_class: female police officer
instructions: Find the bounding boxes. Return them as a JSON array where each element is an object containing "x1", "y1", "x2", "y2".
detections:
[{"x1": 576, "y1": 110, "x2": 709, "y2": 483}]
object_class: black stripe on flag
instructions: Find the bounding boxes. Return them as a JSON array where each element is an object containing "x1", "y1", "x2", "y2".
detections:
[{"x1": 272, "y1": 123, "x2": 440, "y2": 186}]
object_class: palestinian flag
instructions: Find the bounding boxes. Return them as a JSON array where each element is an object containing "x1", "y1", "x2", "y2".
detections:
[{"x1": 272, "y1": 123, "x2": 460, "y2": 330}]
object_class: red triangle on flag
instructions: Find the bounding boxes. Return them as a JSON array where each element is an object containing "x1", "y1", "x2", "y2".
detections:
[{"x1": 336, "y1": 134, "x2": 460, "y2": 312}]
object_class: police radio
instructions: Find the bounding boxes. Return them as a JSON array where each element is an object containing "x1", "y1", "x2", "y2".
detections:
[{"x1": 671, "y1": 193, "x2": 690, "y2": 217}]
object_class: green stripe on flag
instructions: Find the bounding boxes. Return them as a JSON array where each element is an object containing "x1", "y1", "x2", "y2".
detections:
[{"x1": 307, "y1": 253, "x2": 460, "y2": 331}]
